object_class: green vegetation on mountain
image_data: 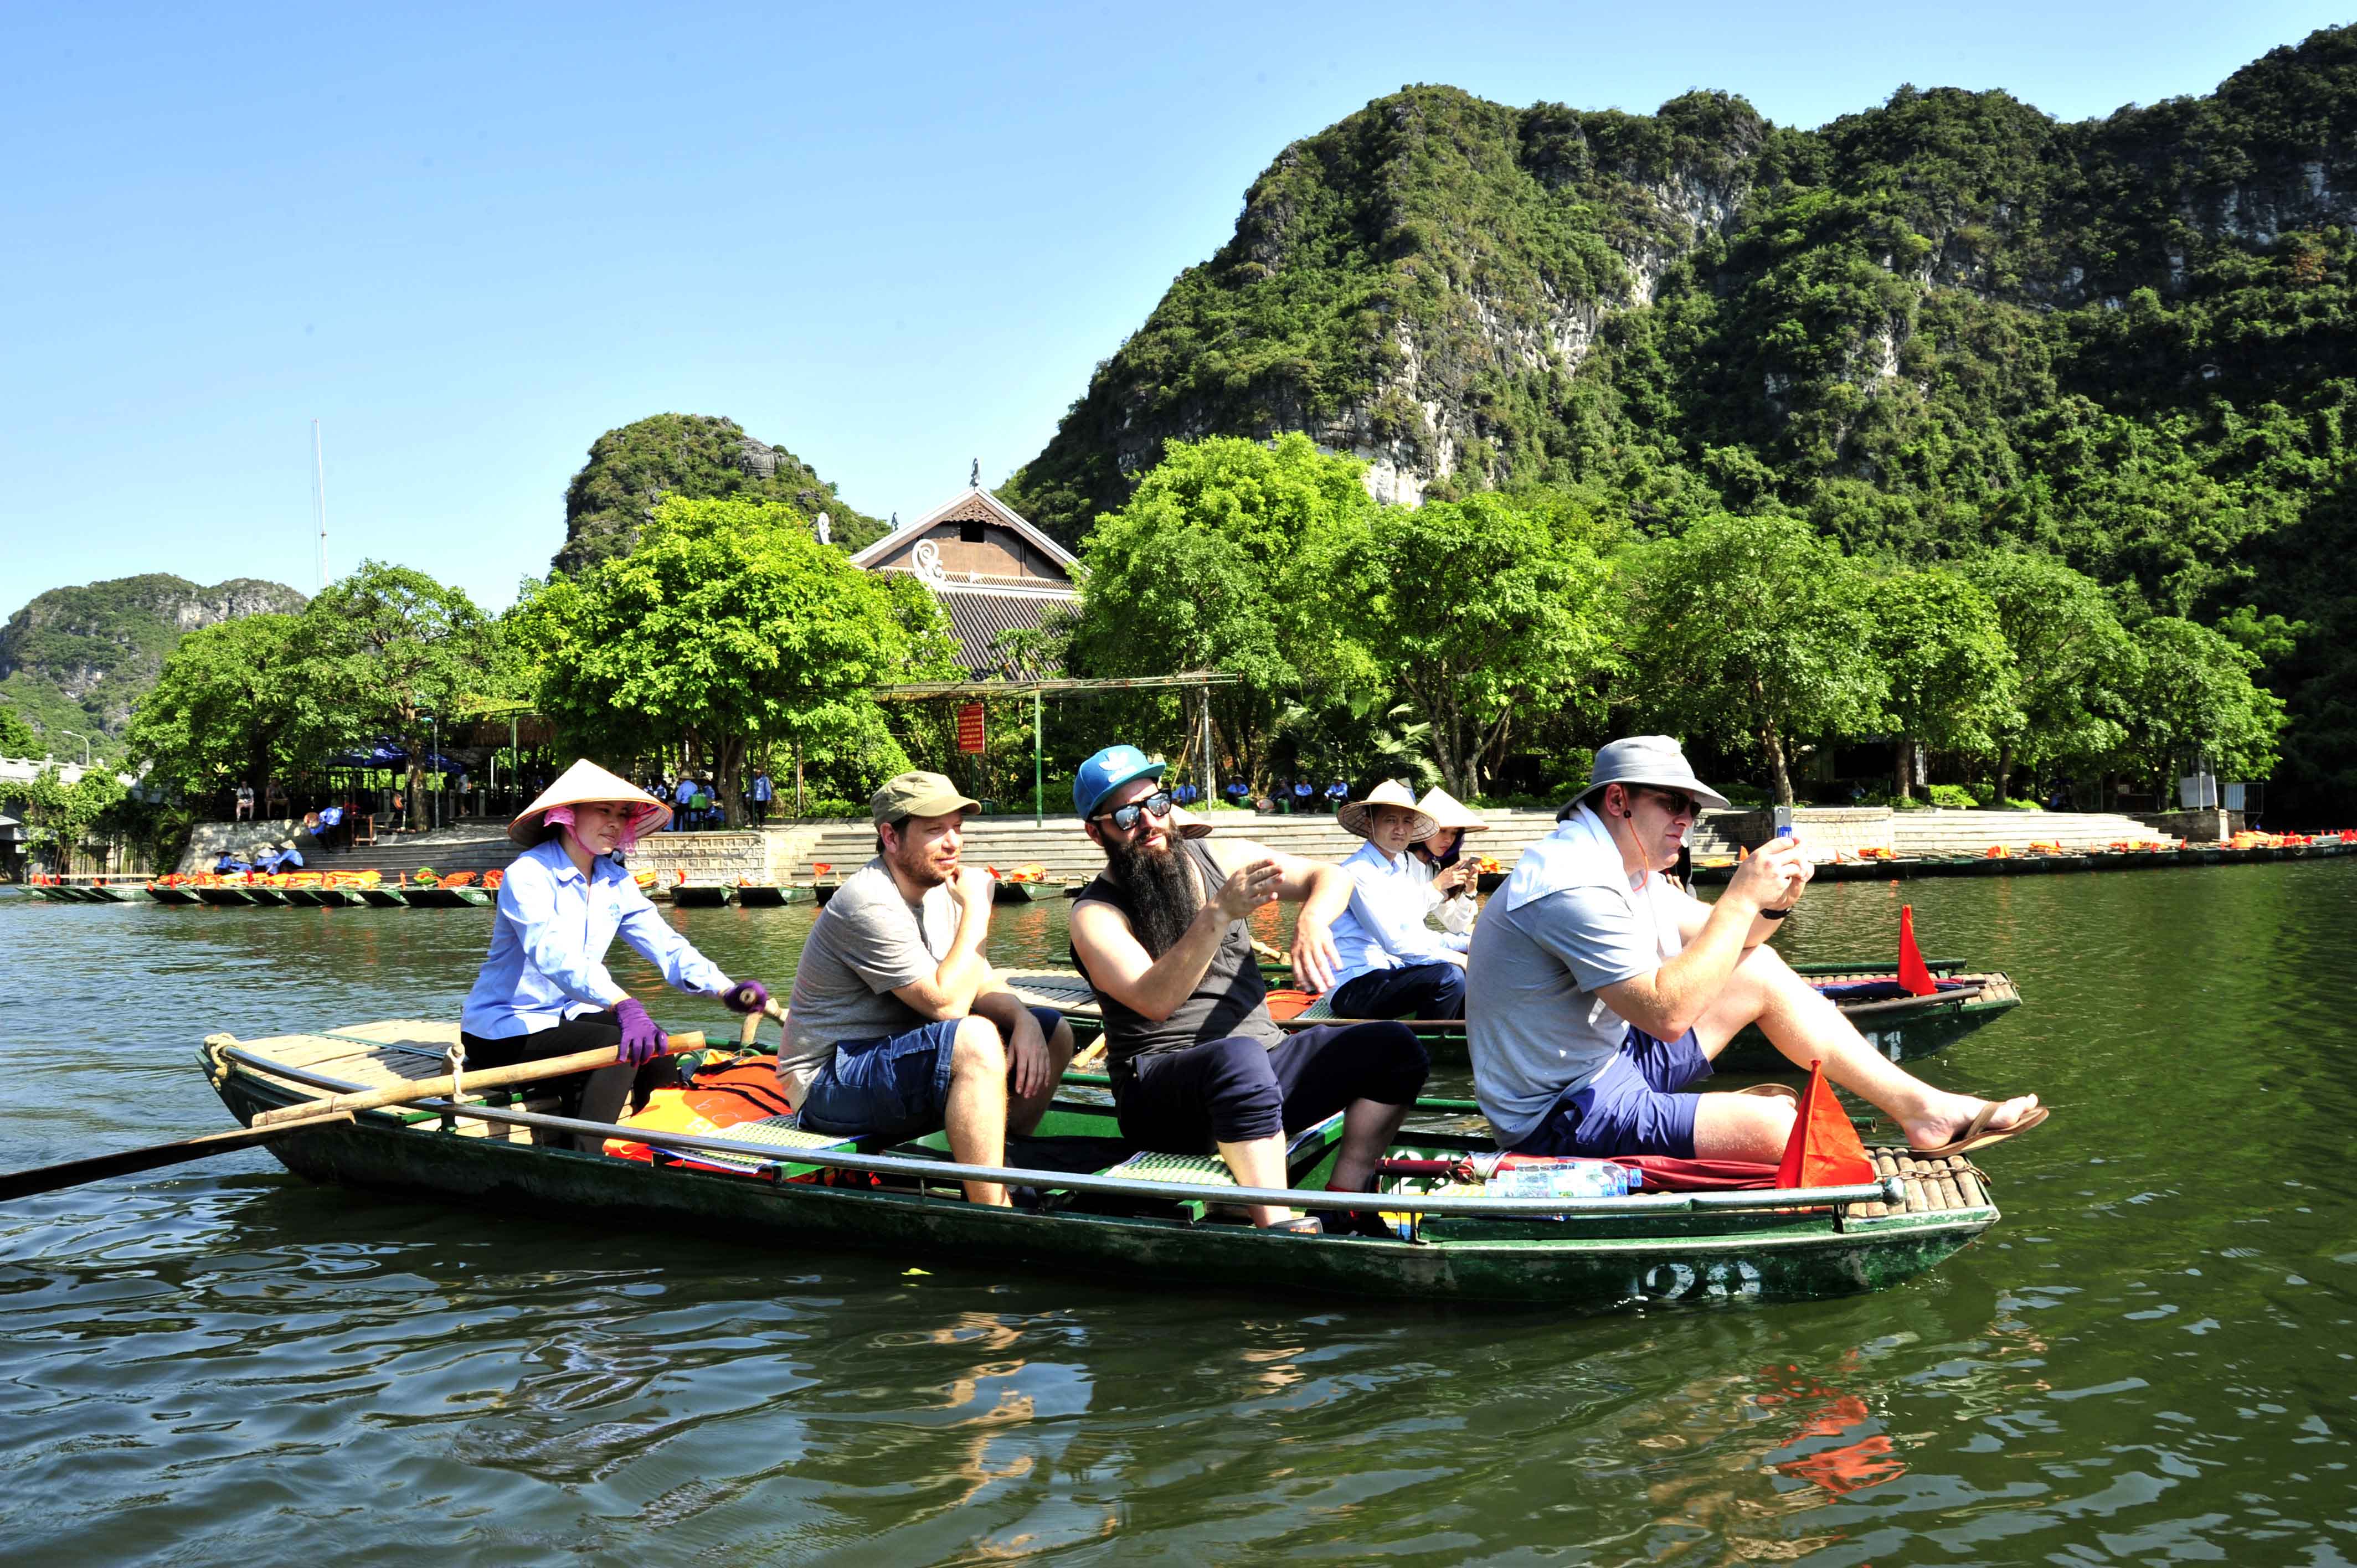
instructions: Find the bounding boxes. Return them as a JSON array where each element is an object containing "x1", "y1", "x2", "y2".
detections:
[
  {"x1": 1006, "y1": 26, "x2": 2357, "y2": 818},
  {"x1": 554, "y1": 414, "x2": 887, "y2": 574},
  {"x1": 0, "y1": 575, "x2": 307, "y2": 762}
]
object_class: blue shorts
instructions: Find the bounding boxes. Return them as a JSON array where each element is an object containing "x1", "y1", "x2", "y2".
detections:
[
  {"x1": 1510, "y1": 1025, "x2": 1715, "y2": 1158},
  {"x1": 797, "y1": 1005, "x2": 1064, "y2": 1141}
]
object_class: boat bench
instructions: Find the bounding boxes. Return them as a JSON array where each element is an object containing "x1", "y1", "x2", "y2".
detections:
[
  {"x1": 641, "y1": 1115, "x2": 864, "y2": 1181},
  {"x1": 1099, "y1": 1111, "x2": 1350, "y2": 1218}
]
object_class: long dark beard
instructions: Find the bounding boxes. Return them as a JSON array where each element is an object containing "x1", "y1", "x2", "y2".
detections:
[{"x1": 1105, "y1": 836, "x2": 1201, "y2": 958}]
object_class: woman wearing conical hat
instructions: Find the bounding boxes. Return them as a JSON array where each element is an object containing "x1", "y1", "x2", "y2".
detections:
[
  {"x1": 459, "y1": 759, "x2": 771, "y2": 1150},
  {"x1": 1321, "y1": 780, "x2": 1469, "y2": 1022},
  {"x1": 1409, "y1": 785, "x2": 1489, "y2": 938}
]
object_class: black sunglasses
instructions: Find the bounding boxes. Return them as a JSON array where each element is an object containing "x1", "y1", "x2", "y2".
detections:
[
  {"x1": 1094, "y1": 790, "x2": 1173, "y2": 832},
  {"x1": 1638, "y1": 786, "x2": 1702, "y2": 819}
]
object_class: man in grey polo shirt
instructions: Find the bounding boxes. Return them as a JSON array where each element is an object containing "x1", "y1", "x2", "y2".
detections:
[
  {"x1": 784, "y1": 771, "x2": 1073, "y2": 1206},
  {"x1": 1468, "y1": 736, "x2": 2046, "y2": 1163}
]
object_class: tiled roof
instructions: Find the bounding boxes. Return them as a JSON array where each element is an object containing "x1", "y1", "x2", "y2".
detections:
[{"x1": 940, "y1": 589, "x2": 1076, "y2": 679}]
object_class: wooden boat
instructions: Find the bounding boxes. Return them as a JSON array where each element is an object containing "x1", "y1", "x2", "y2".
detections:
[
  {"x1": 282, "y1": 887, "x2": 329, "y2": 906},
  {"x1": 405, "y1": 886, "x2": 493, "y2": 908},
  {"x1": 1064, "y1": 880, "x2": 1088, "y2": 899},
  {"x1": 86, "y1": 884, "x2": 135, "y2": 902},
  {"x1": 359, "y1": 887, "x2": 410, "y2": 908},
  {"x1": 670, "y1": 884, "x2": 735, "y2": 908},
  {"x1": 146, "y1": 884, "x2": 199, "y2": 905},
  {"x1": 1006, "y1": 963, "x2": 2021, "y2": 1075},
  {"x1": 991, "y1": 878, "x2": 1041, "y2": 904},
  {"x1": 195, "y1": 886, "x2": 259, "y2": 906},
  {"x1": 811, "y1": 880, "x2": 841, "y2": 907},
  {"x1": 312, "y1": 887, "x2": 369, "y2": 907},
  {"x1": 246, "y1": 886, "x2": 292, "y2": 906},
  {"x1": 735, "y1": 884, "x2": 805, "y2": 907},
  {"x1": 198, "y1": 1020, "x2": 1994, "y2": 1308}
]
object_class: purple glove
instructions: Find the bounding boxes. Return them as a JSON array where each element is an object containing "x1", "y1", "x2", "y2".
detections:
[
  {"x1": 722, "y1": 979, "x2": 770, "y2": 1015},
  {"x1": 614, "y1": 997, "x2": 667, "y2": 1066}
]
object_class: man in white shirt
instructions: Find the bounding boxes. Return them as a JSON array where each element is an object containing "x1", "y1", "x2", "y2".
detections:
[{"x1": 1469, "y1": 736, "x2": 2046, "y2": 1163}]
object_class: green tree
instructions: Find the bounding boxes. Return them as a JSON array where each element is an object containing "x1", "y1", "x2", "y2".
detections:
[
  {"x1": 1864, "y1": 570, "x2": 2016, "y2": 798},
  {"x1": 0, "y1": 700, "x2": 34, "y2": 757},
  {"x1": 1961, "y1": 551, "x2": 2140, "y2": 801},
  {"x1": 514, "y1": 498, "x2": 954, "y2": 823},
  {"x1": 2123, "y1": 617, "x2": 2288, "y2": 794},
  {"x1": 1069, "y1": 433, "x2": 1378, "y2": 787},
  {"x1": 1326, "y1": 493, "x2": 1618, "y2": 796},
  {"x1": 17, "y1": 764, "x2": 126, "y2": 873},
  {"x1": 303, "y1": 563, "x2": 502, "y2": 830},
  {"x1": 1624, "y1": 514, "x2": 1887, "y2": 804},
  {"x1": 124, "y1": 613, "x2": 336, "y2": 803}
]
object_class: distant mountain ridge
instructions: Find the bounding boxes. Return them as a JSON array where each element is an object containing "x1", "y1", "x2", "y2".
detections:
[
  {"x1": 0, "y1": 574, "x2": 306, "y2": 760},
  {"x1": 999, "y1": 24, "x2": 2357, "y2": 815}
]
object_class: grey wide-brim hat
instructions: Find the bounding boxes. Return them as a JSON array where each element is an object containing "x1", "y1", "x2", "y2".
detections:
[{"x1": 1561, "y1": 735, "x2": 1733, "y2": 820}]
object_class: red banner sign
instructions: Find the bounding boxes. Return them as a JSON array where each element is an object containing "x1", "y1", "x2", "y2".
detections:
[{"x1": 956, "y1": 703, "x2": 986, "y2": 754}]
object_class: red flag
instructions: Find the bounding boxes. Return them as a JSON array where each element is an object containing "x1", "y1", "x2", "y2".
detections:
[
  {"x1": 1896, "y1": 904, "x2": 1936, "y2": 996},
  {"x1": 1776, "y1": 1060, "x2": 1876, "y2": 1189}
]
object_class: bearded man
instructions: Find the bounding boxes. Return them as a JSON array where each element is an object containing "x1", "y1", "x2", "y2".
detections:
[
  {"x1": 1066, "y1": 745, "x2": 1429, "y2": 1235},
  {"x1": 783, "y1": 771, "x2": 1073, "y2": 1206}
]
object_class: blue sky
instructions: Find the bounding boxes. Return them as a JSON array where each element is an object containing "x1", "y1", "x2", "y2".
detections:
[{"x1": 4, "y1": 2, "x2": 2346, "y2": 614}]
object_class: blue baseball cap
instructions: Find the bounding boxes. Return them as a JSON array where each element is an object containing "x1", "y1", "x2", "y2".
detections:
[{"x1": 1074, "y1": 744, "x2": 1164, "y2": 819}]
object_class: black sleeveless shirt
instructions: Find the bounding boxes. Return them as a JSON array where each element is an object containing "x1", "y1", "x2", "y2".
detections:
[{"x1": 1071, "y1": 837, "x2": 1284, "y2": 1068}]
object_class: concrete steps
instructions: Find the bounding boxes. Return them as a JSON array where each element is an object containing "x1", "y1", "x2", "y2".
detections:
[
  {"x1": 778, "y1": 808, "x2": 1570, "y2": 883},
  {"x1": 1889, "y1": 808, "x2": 2165, "y2": 855}
]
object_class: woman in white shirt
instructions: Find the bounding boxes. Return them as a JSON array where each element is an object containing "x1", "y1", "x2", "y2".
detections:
[
  {"x1": 1323, "y1": 780, "x2": 1469, "y2": 1020},
  {"x1": 1408, "y1": 785, "x2": 1488, "y2": 937}
]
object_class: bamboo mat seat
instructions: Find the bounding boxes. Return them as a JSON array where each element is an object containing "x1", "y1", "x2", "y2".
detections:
[
  {"x1": 1002, "y1": 971, "x2": 1101, "y2": 1016},
  {"x1": 1103, "y1": 1150, "x2": 1238, "y2": 1186},
  {"x1": 225, "y1": 1019, "x2": 556, "y2": 1143},
  {"x1": 1847, "y1": 1147, "x2": 1991, "y2": 1219}
]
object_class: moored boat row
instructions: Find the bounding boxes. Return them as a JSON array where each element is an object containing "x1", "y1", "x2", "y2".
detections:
[{"x1": 1688, "y1": 835, "x2": 2357, "y2": 884}]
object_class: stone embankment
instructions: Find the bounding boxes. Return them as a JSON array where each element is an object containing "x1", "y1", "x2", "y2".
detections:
[{"x1": 176, "y1": 803, "x2": 2204, "y2": 884}]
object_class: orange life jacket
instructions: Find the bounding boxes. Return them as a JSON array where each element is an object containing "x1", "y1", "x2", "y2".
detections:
[{"x1": 601, "y1": 1059, "x2": 797, "y2": 1162}]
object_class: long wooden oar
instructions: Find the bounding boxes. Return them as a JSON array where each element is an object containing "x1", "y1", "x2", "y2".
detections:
[{"x1": 0, "y1": 1028, "x2": 711, "y2": 1203}]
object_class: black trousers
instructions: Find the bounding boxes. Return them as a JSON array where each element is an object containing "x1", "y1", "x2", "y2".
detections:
[
  {"x1": 1110, "y1": 1022, "x2": 1428, "y2": 1151},
  {"x1": 461, "y1": 1011, "x2": 678, "y2": 1152}
]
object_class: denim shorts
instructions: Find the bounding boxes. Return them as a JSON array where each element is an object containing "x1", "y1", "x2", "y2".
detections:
[
  {"x1": 1511, "y1": 1025, "x2": 1715, "y2": 1158},
  {"x1": 797, "y1": 1005, "x2": 1063, "y2": 1141}
]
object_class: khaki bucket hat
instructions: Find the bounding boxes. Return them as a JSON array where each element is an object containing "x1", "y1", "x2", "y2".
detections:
[
  {"x1": 509, "y1": 759, "x2": 672, "y2": 847},
  {"x1": 871, "y1": 771, "x2": 980, "y2": 826},
  {"x1": 1337, "y1": 780, "x2": 1438, "y2": 841},
  {"x1": 1414, "y1": 786, "x2": 1490, "y2": 834}
]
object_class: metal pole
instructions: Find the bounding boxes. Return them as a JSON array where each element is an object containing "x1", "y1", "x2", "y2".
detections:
[{"x1": 1033, "y1": 689, "x2": 1043, "y2": 826}]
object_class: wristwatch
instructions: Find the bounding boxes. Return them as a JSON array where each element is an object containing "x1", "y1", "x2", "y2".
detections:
[{"x1": 1757, "y1": 905, "x2": 1792, "y2": 920}]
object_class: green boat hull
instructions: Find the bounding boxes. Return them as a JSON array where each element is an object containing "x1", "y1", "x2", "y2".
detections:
[
  {"x1": 195, "y1": 887, "x2": 259, "y2": 906},
  {"x1": 404, "y1": 886, "x2": 493, "y2": 908},
  {"x1": 359, "y1": 888, "x2": 410, "y2": 907},
  {"x1": 146, "y1": 886, "x2": 199, "y2": 905},
  {"x1": 208, "y1": 1049, "x2": 1991, "y2": 1310}
]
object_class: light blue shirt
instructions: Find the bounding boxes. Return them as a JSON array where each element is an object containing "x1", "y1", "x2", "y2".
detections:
[
  {"x1": 460, "y1": 839, "x2": 733, "y2": 1039},
  {"x1": 1327, "y1": 840, "x2": 1470, "y2": 988}
]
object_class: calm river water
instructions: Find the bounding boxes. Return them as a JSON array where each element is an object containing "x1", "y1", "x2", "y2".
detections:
[{"x1": 2, "y1": 864, "x2": 2353, "y2": 1564}]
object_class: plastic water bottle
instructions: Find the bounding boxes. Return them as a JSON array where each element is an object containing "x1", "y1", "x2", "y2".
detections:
[{"x1": 1490, "y1": 1159, "x2": 1640, "y2": 1200}]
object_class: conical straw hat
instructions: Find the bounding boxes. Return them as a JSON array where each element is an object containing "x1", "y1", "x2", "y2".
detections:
[
  {"x1": 1336, "y1": 780, "x2": 1437, "y2": 841},
  {"x1": 1414, "y1": 785, "x2": 1490, "y2": 833},
  {"x1": 509, "y1": 758, "x2": 672, "y2": 847}
]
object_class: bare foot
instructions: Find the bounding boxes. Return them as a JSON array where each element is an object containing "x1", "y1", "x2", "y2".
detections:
[{"x1": 1900, "y1": 1092, "x2": 2040, "y2": 1152}]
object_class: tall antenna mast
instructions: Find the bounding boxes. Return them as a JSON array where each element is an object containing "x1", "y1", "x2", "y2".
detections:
[{"x1": 311, "y1": 419, "x2": 329, "y2": 591}]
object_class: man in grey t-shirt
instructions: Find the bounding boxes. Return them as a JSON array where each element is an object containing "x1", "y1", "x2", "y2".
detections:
[
  {"x1": 1468, "y1": 736, "x2": 2045, "y2": 1164},
  {"x1": 784, "y1": 771, "x2": 1073, "y2": 1206}
]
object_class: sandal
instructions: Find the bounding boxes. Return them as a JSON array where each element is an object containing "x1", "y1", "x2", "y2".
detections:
[
  {"x1": 1263, "y1": 1215, "x2": 1324, "y2": 1236},
  {"x1": 1911, "y1": 1103, "x2": 2049, "y2": 1158}
]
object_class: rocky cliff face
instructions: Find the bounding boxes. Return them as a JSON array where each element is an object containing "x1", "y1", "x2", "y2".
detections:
[
  {"x1": 1001, "y1": 28, "x2": 2357, "y2": 543},
  {"x1": 0, "y1": 574, "x2": 307, "y2": 754},
  {"x1": 553, "y1": 413, "x2": 886, "y2": 574}
]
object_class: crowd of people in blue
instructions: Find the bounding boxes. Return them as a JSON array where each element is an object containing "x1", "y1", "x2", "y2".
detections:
[{"x1": 461, "y1": 739, "x2": 2049, "y2": 1226}]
